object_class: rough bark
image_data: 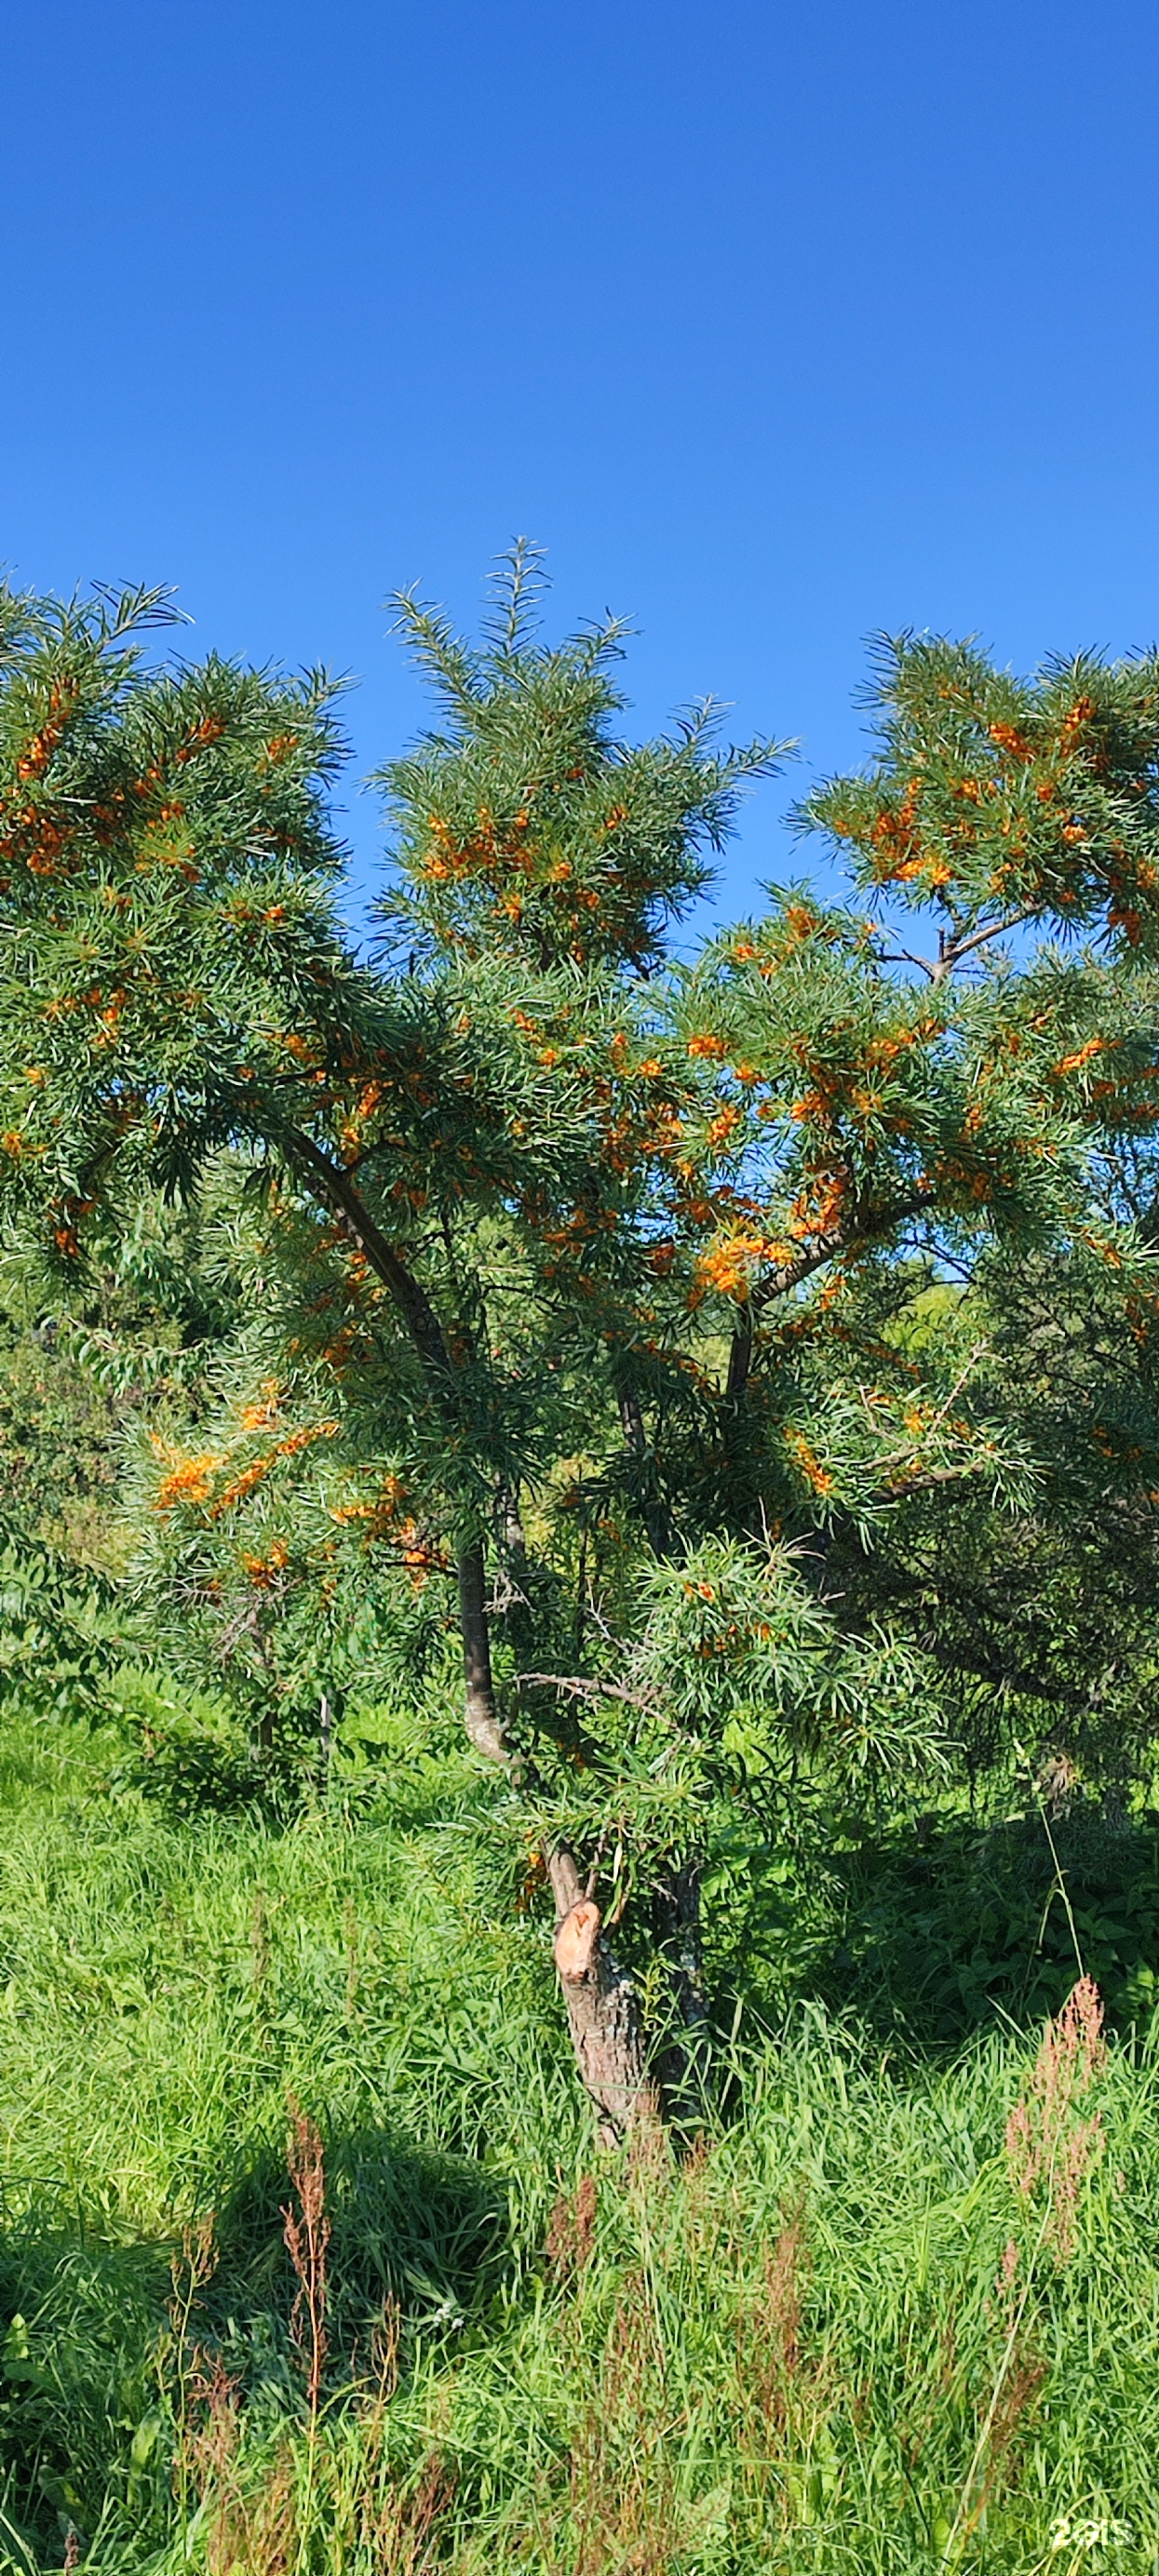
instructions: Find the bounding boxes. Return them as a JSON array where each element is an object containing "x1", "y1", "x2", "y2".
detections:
[
  {"x1": 725, "y1": 1314, "x2": 753, "y2": 1402},
  {"x1": 548, "y1": 1847, "x2": 658, "y2": 2144},
  {"x1": 276, "y1": 1132, "x2": 669, "y2": 2140}
]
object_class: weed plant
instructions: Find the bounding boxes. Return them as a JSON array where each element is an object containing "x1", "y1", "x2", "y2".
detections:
[{"x1": 0, "y1": 1696, "x2": 1156, "y2": 2572}]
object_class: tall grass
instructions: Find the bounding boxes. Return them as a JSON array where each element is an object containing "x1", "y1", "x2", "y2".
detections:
[{"x1": 0, "y1": 1699, "x2": 1156, "y2": 2572}]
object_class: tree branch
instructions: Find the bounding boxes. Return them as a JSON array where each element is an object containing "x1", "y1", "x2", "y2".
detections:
[
  {"x1": 279, "y1": 1124, "x2": 456, "y2": 1395},
  {"x1": 875, "y1": 910, "x2": 1033, "y2": 986},
  {"x1": 514, "y1": 1670, "x2": 661, "y2": 1715},
  {"x1": 930, "y1": 911, "x2": 1035, "y2": 986},
  {"x1": 748, "y1": 1186, "x2": 935, "y2": 1315}
]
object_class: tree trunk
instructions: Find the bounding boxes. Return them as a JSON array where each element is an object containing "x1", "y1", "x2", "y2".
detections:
[
  {"x1": 281, "y1": 1141, "x2": 664, "y2": 2130},
  {"x1": 616, "y1": 1378, "x2": 673, "y2": 1560},
  {"x1": 653, "y1": 1855, "x2": 709, "y2": 2120},
  {"x1": 457, "y1": 1540, "x2": 508, "y2": 1765},
  {"x1": 726, "y1": 1313, "x2": 752, "y2": 1401},
  {"x1": 548, "y1": 1847, "x2": 659, "y2": 2145},
  {"x1": 455, "y1": 1549, "x2": 659, "y2": 2142}
]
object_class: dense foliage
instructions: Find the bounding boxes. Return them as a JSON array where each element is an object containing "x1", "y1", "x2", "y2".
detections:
[{"x1": 2, "y1": 558, "x2": 1159, "y2": 2563}]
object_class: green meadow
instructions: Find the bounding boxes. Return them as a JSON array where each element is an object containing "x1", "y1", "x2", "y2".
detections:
[{"x1": 0, "y1": 1691, "x2": 1154, "y2": 2576}]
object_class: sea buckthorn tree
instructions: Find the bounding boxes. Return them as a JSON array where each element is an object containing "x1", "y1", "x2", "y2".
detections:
[
  {"x1": 6, "y1": 575, "x2": 1159, "y2": 2133},
  {"x1": 0, "y1": 562, "x2": 778, "y2": 2128},
  {"x1": 635, "y1": 635, "x2": 1159, "y2": 1816}
]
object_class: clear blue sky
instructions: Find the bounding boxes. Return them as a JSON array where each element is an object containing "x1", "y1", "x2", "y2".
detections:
[{"x1": 5, "y1": 0, "x2": 1159, "y2": 919}]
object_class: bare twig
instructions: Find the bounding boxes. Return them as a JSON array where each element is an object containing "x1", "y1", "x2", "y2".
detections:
[
  {"x1": 930, "y1": 910, "x2": 1035, "y2": 986},
  {"x1": 874, "y1": 908, "x2": 1034, "y2": 986},
  {"x1": 514, "y1": 1670, "x2": 661, "y2": 1715}
]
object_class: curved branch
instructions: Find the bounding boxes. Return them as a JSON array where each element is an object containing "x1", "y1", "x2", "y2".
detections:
[
  {"x1": 748, "y1": 1185, "x2": 936, "y2": 1318},
  {"x1": 931, "y1": 911, "x2": 1035, "y2": 986},
  {"x1": 279, "y1": 1124, "x2": 455, "y2": 1394}
]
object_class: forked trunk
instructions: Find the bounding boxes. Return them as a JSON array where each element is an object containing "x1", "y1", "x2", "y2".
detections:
[
  {"x1": 276, "y1": 1168, "x2": 661, "y2": 2138},
  {"x1": 548, "y1": 1847, "x2": 659, "y2": 2146},
  {"x1": 615, "y1": 1377, "x2": 673, "y2": 1561}
]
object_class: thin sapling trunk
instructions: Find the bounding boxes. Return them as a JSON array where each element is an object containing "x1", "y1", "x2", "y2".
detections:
[
  {"x1": 653, "y1": 1855, "x2": 709, "y2": 2120},
  {"x1": 457, "y1": 1538, "x2": 508, "y2": 1764}
]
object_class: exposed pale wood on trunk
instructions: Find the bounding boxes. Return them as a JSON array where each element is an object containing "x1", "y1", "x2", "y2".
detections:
[
  {"x1": 279, "y1": 1124, "x2": 663, "y2": 2139},
  {"x1": 548, "y1": 1846, "x2": 657, "y2": 2144}
]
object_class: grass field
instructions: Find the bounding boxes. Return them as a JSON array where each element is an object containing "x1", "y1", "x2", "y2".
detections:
[{"x1": 0, "y1": 1691, "x2": 1156, "y2": 2575}]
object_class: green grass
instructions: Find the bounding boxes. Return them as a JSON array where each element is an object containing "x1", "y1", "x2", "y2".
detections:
[{"x1": 0, "y1": 1697, "x2": 1157, "y2": 2573}]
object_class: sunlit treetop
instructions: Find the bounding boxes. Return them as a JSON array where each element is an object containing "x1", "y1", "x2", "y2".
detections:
[
  {"x1": 651, "y1": 636, "x2": 1159, "y2": 1357},
  {"x1": 0, "y1": 577, "x2": 364, "y2": 1249},
  {"x1": 666, "y1": 926, "x2": 1159, "y2": 1372},
  {"x1": 7, "y1": 578, "x2": 1159, "y2": 1581},
  {"x1": 805, "y1": 635, "x2": 1159, "y2": 965},
  {"x1": 375, "y1": 543, "x2": 783, "y2": 973},
  {"x1": 634, "y1": 630, "x2": 1159, "y2": 1538}
]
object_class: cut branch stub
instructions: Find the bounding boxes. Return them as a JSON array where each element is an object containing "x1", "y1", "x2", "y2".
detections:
[
  {"x1": 550, "y1": 1872, "x2": 658, "y2": 2144},
  {"x1": 553, "y1": 1898, "x2": 602, "y2": 1981}
]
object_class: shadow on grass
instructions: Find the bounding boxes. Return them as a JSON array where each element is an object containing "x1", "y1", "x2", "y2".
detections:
[
  {"x1": 721, "y1": 1801, "x2": 1159, "y2": 2051},
  {"x1": 209, "y1": 2115, "x2": 509, "y2": 2363},
  {"x1": 0, "y1": 2119, "x2": 508, "y2": 2563}
]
